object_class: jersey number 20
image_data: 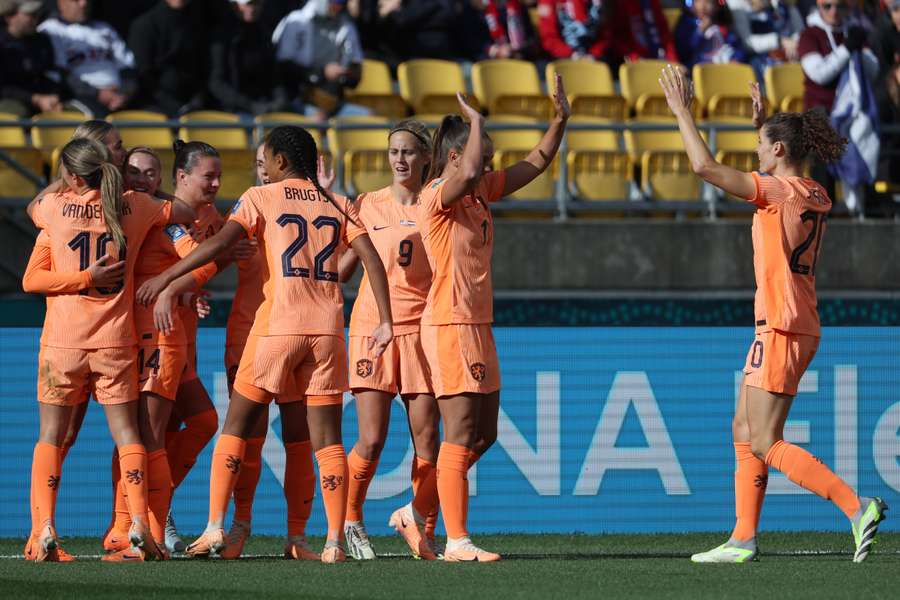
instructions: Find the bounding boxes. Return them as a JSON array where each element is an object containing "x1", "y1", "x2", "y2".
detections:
[{"x1": 277, "y1": 214, "x2": 340, "y2": 282}]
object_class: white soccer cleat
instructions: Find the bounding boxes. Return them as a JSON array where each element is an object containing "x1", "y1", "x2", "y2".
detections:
[
  {"x1": 344, "y1": 521, "x2": 376, "y2": 560},
  {"x1": 690, "y1": 542, "x2": 757, "y2": 563},
  {"x1": 443, "y1": 537, "x2": 500, "y2": 563},
  {"x1": 164, "y1": 511, "x2": 186, "y2": 553}
]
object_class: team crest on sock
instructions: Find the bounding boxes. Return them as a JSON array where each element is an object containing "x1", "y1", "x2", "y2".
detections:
[
  {"x1": 47, "y1": 475, "x2": 60, "y2": 490},
  {"x1": 225, "y1": 456, "x2": 242, "y2": 474},
  {"x1": 321, "y1": 474, "x2": 343, "y2": 491},
  {"x1": 754, "y1": 474, "x2": 768, "y2": 489},
  {"x1": 126, "y1": 469, "x2": 144, "y2": 485}
]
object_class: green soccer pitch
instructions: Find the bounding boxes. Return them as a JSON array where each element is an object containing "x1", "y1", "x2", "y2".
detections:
[{"x1": 2, "y1": 533, "x2": 898, "y2": 599}]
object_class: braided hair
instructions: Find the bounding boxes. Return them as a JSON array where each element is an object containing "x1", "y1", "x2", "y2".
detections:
[{"x1": 264, "y1": 125, "x2": 358, "y2": 225}]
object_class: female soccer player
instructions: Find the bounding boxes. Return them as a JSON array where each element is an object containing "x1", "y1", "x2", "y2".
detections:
[
  {"x1": 25, "y1": 137, "x2": 193, "y2": 561},
  {"x1": 137, "y1": 125, "x2": 394, "y2": 563},
  {"x1": 337, "y1": 120, "x2": 441, "y2": 561},
  {"x1": 414, "y1": 77, "x2": 569, "y2": 562},
  {"x1": 657, "y1": 64, "x2": 887, "y2": 563}
]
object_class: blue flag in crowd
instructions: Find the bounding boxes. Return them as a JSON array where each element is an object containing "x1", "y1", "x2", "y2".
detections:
[{"x1": 829, "y1": 52, "x2": 879, "y2": 187}]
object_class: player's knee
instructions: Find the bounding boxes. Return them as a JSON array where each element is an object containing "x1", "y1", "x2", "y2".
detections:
[
  {"x1": 473, "y1": 431, "x2": 497, "y2": 455},
  {"x1": 187, "y1": 409, "x2": 218, "y2": 440},
  {"x1": 731, "y1": 415, "x2": 750, "y2": 442},
  {"x1": 749, "y1": 436, "x2": 774, "y2": 462},
  {"x1": 356, "y1": 432, "x2": 385, "y2": 459}
]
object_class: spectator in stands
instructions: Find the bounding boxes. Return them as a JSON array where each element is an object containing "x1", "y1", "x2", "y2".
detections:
[
  {"x1": 38, "y1": 0, "x2": 137, "y2": 117},
  {"x1": 350, "y1": 0, "x2": 464, "y2": 64},
  {"x1": 0, "y1": 0, "x2": 65, "y2": 116},
  {"x1": 537, "y1": 0, "x2": 612, "y2": 62},
  {"x1": 128, "y1": 0, "x2": 209, "y2": 117},
  {"x1": 259, "y1": 0, "x2": 303, "y2": 36},
  {"x1": 728, "y1": 0, "x2": 805, "y2": 81},
  {"x1": 611, "y1": 0, "x2": 678, "y2": 63},
  {"x1": 874, "y1": 0, "x2": 900, "y2": 71},
  {"x1": 798, "y1": 0, "x2": 879, "y2": 204},
  {"x1": 209, "y1": 0, "x2": 290, "y2": 115},
  {"x1": 674, "y1": 0, "x2": 747, "y2": 70},
  {"x1": 477, "y1": 0, "x2": 541, "y2": 60},
  {"x1": 273, "y1": 0, "x2": 366, "y2": 120}
]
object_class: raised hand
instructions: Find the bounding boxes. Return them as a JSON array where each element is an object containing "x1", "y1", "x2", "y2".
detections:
[
  {"x1": 551, "y1": 73, "x2": 571, "y2": 122},
  {"x1": 456, "y1": 92, "x2": 484, "y2": 125},
  {"x1": 659, "y1": 63, "x2": 694, "y2": 117},
  {"x1": 749, "y1": 81, "x2": 766, "y2": 130},
  {"x1": 317, "y1": 155, "x2": 336, "y2": 192},
  {"x1": 87, "y1": 254, "x2": 125, "y2": 289}
]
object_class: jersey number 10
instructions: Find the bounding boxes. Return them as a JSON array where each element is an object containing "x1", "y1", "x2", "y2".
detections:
[{"x1": 68, "y1": 232, "x2": 127, "y2": 295}]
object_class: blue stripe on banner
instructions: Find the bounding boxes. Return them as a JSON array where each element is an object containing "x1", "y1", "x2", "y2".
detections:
[{"x1": 1, "y1": 327, "x2": 898, "y2": 537}]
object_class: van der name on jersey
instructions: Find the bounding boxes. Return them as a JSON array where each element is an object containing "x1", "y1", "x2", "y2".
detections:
[{"x1": 62, "y1": 202, "x2": 133, "y2": 219}]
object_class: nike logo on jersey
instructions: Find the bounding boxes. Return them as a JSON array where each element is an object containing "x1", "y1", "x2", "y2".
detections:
[{"x1": 373, "y1": 225, "x2": 390, "y2": 231}]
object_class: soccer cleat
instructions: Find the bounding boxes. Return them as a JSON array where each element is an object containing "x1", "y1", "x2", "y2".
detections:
[
  {"x1": 283, "y1": 536, "x2": 320, "y2": 561},
  {"x1": 129, "y1": 518, "x2": 166, "y2": 561},
  {"x1": 164, "y1": 512, "x2": 186, "y2": 553},
  {"x1": 185, "y1": 528, "x2": 226, "y2": 558},
  {"x1": 344, "y1": 521, "x2": 376, "y2": 560},
  {"x1": 219, "y1": 520, "x2": 251, "y2": 560},
  {"x1": 33, "y1": 522, "x2": 59, "y2": 562},
  {"x1": 102, "y1": 527, "x2": 131, "y2": 553},
  {"x1": 55, "y1": 543, "x2": 76, "y2": 562},
  {"x1": 690, "y1": 542, "x2": 758, "y2": 563},
  {"x1": 388, "y1": 505, "x2": 436, "y2": 560},
  {"x1": 852, "y1": 497, "x2": 888, "y2": 563},
  {"x1": 101, "y1": 547, "x2": 146, "y2": 562},
  {"x1": 443, "y1": 538, "x2": 500, "y2": 563},
  {"x1": 320, "y1": 542, "x2": 346, "y2": 564}
]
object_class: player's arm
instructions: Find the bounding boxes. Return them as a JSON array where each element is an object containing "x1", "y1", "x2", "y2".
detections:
[
  {"x1": 136, "y1": 220, "x2": 246, "y2": 306},
  {"x1": 338, "y1": 247, "x2": 360, "y2": 282},
  {"x1": 349, "y1": 233, "x2": 393, "y2": 357},
  {"x1": 26, "y1": 179, "x2": 64, "y2": 222},
  {"x1": 437, "y1": 93, "x2": 487, "y2": 208},
  {"x1": 23, "y1": 235, "x2": 125, "y2": 294},
  {"x1": 501, "y1": 73, "x2": 570, "y2": 196},
  {"x1": 659, "y1": 64, "x2": 756, "y2": 201},
  {"x1": 152, "y1": 272, "x2": 208, "y2": 335}
]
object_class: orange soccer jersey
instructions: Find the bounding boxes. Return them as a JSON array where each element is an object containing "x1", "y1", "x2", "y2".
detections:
[
  {"x1": 349, "y1": 186, "x2": 432, "y2": 336},
  {"x1": 417, "y1": 171, "x2": 506, "y2": 325},
  {"x1": 229, "y1": 179, "x2": 367, "y2": 337},
  {"x1": 226, "y1": 248, "x2": 265, "y2": 351},
  {"x1": 180, "y1": 203, "x2": 225, "y2": 342},
  {"x1": 746, "y1": 172, "x2": 831, "y2": 337},
  {"x1": 31, "y1": 189, "x2": 172, "y2": 348}
]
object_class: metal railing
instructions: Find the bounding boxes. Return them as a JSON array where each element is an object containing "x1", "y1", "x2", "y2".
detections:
[{"x1": 2, "y1": 117, "x2": 898, "y2": 220}]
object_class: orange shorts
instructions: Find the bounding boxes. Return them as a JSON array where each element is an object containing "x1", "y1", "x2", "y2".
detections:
[
  {"x1": 37, "y1": 345, "x2": 137, "y2": 406},
  {"x1": 349, "y1": 332, "x2": 432, "y2": 396},
  {"x1": 182, "y1": 342, "x2": 198, "y2": 382},
  {"x1": 233, "y1": 334, "x2": 347, "y2": 405},
  {"x1": 743, "y1": 330, "x2": 819, "y2": 396},
  {"x1": 420, "y1": 323, "x2": 500, "y2": 398},
  {"x1": 138, "y1": 342, "x2": 187, "y2": 401},
  {"x1": 224, "y1": 343, "x2": 244, "y2": 390}
]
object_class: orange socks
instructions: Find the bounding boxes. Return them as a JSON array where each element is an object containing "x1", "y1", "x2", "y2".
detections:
[
  {"x1": 315, "y1": 444, "x2": 348, "y2": 541},
  {"x1": 147, "y1": 449, "x2": 172, "y2": 543},
  {"x1": 437, "y1": 443, "x2": 470, "y2": 540},
  {"x1": 765, "y1": 440, "x2": 860, "y2": 519},
  {"x1": 169, "y1": 409, "x2": 217, "y2": 488},
  {"x1": 284, "y1": 441, "x2": 315, "y2": 537},
  {"x1": 411, "y1": 456, "x2": 439, "y2": 533},
  {"x1": 31, "y1": 442, "x2": 62, "y2": 528},
  {"x1": 118, "y1": 444, "x2": 150, "y2": 524},
  {"x1": 233, "y1": 437, "x2": 265, "y2": 523},
  {"x1": 208, "y1": 435, "x2": 246, "y2": 525},
  {"x1": 731, "y1": 442, "x2": 767, "y2": 541},
  {"x1": 345, "y1": 449, "x2": 378, "y2": 523}
]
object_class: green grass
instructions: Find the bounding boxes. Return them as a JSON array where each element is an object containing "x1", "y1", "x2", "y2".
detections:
[{"x1": 2, "y1": 533, "x2": 899, "y2": 599}]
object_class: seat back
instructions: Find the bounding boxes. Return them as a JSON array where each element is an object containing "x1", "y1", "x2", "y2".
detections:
[
  {"x1": 0, "y1": 113, "x2": 27, "y2": 147},
  {"x1": 178, "y1": 111, "x2": 248, "y2": 149},
  {"x1": 108, "y1": 110, "x2": 173, "y2": 149},
  {"x1": 30, "y1": 110, "x2": 86, "y2": 149},
  {"x1": 398, "y1": 59, "x2": 467, "y2": 114},
  {"x1": 472, "y1": 59, "x2": 542, "y2": 114}
]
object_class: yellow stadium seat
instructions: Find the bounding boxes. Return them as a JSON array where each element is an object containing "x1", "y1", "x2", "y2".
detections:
[
  {"x1": 30, "y1": 110, "x2": 85, "y2": 150},
  {"x1": 568, "y1": 151, "x2": 632, "y2": 201},
  {"x1": 619, "y1": 60, "x2": 671, "y2": 110},
  {"x1": 641, "y1": 151, "x2": 700, "y2": 201},
  {"x1": 345, "y1": 149, "x2": 393, "y2": 195},
  {"x1": 398, "y1": 59, "x2": 471, "y2": 115},
  {"x1": 633, "y1": 94, "x2": 703, "y2": 120},
  {"x1": 624, "y1": 119, "x2": 690, "y2": 161},
  {"x1": 217, "y1": 149, "x2": 256, "y2": 200},
  {"x1": 154, "y1": 149, "x2": 175, "y2": 194},
  {"x1": 345, "y1": 59, "x2": 408, "y2": 119},
  {"x1": 764, "y1": 63, "x2": 804, "y2": 113},
  {"x1": 783, "y1": 97, "x2": 803, "y2": 113},
  {"x1": 253, "y1": 112, "x2": 323, "y2": 147},
  {"x1": 496, "y1": 150, "x2": 555, "y2": 200},
  {"x1": 472, "y1": 59, "x2": 548, "y2": 119},
  {"x1": 327, "y1": 116, "x2": 391, "y2": 191},
  {"x1": 566, "y1": 116, "x2": 620, "y2": 152},
  {"x1": 0, "y1": 147, "x2": 44, "y2": 198},
  {"x1": 178, "y1": 111, "x2": 248, "y2": 149},
  {"x1": 545, "y1": 60, "x2": 625, "y2": 118},
  {"x1": 487, "y1": 115, "x2": 542, "y2": 153},
  {"x1": 693, "y1": 63, "x2": 756, "y2": 117},
  {"x1": 0, "y1": 113, "x2": 27, "y2": 147},
  {"x1": 705, "y1": 118, "x2": 758, "y2": 153},
  {"x1": 108, "y1": 110, "x2": 172, "y2": 149}
]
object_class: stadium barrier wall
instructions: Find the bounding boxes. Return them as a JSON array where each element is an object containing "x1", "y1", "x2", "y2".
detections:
[{"x1": 1, "y1": 326, "x2": 899, "y2": 537}]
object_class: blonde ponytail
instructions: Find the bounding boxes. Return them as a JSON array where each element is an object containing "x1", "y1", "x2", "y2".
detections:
[{"x1": 99, "y1": 161, "x2": 125, "y2": 253}]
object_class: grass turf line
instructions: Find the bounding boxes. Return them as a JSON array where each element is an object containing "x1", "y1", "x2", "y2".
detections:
[{"x1": 1, "y1": 533, "x2": 898, "y2": 599}]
